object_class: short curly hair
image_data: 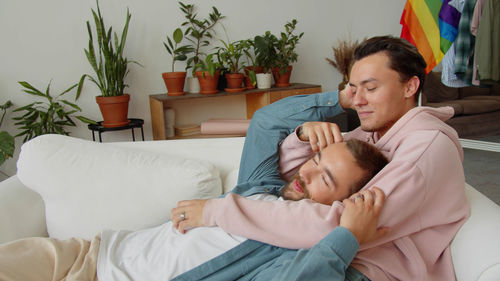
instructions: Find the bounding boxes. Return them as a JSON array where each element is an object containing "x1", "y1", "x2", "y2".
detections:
[{"x1": 345, "y1": 139, "x2": 389, "y2": 194}]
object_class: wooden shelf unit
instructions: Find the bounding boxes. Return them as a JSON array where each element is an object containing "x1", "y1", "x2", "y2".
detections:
[{"x1": 149, "y1": 83, "x2": 322, "y2": 140}]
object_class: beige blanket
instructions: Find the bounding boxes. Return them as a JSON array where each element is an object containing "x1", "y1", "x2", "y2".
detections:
[{"x1": 0, "y1": 235, "x2": 100, "y2": 281}]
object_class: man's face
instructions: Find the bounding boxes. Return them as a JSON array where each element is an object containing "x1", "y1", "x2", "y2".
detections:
[
  {"x1": 280, "y1": 142, "x2": 366, "y2": 205},
  {"x1": 349, "y1": 52, "x2": 415, "y2": 137}
]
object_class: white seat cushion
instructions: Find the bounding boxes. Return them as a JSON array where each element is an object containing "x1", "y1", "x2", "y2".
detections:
[{"x1": 16, "y1": 134, "x2": 222, "y2": 240}]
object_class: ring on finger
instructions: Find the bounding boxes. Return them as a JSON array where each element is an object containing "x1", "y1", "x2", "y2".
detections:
[
  {"x1": 180, "y1": 212, "x2": 185, "y2": 221},
  {"x1": 354, "y1": 194, "x2": 364, "y2": 201}
]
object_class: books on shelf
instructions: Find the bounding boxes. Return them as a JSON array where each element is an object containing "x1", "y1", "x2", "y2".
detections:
[
  {"x1": 174, "y1": 124, "x2": 201, "y2": 136},
  {"x1": 174, "y1": 119, "x2": 251, "y2": 137}
]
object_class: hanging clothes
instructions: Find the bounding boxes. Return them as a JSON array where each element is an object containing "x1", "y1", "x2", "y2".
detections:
[
  {"x1": 442, "y1": 0, "x2": 470, "y2": 87},
  {"x1": 453, "y1": 0, "x2": 477, "y2": 85},
  {"x1": 470, "y1": 0, "x2": 486, "y2": 85},
  {"x1": 474, "y1": 0, "x2": 500, "y2": 84}
]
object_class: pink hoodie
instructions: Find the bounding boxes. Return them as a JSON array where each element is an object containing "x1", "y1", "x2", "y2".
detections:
[{"x1": 203, "y1": 106, "x2": 470, "y2": 281}]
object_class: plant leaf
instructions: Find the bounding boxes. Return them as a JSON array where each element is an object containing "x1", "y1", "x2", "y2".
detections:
[
  {"x1": 173, "y1": 28, "x2": 183, "y2": 44},
  {"x1": 75, "y1": 115, "x2": 97, "y2": 124}
]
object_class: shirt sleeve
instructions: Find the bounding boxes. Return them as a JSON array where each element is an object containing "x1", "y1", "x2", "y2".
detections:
[
  {"x1": 204, "y1": 193, "x2": 344, "y2": 249},
  {"x1": 203, "y1": 160, "x2": 427, "y2": 249},
  {"x1": 278, "y1": 127, "x2": 314, "y2": 182},
  {"x1": 271, "y1": 227, "x2": 359, "y2": 281}
]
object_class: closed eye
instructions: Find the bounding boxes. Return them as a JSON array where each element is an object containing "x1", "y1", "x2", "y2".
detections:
[
  {"x1": 322, "y1": 175, "x2": 329, "y2": 186},
  {"x1": 313, "y1": 154, "x2": 331, "y2": 188},
  {"x1": 317, "y1": 151, "x2": 336, "y2": 188}
]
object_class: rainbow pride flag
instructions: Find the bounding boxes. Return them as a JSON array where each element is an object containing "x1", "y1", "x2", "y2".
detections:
[{"x1": 401, "y1": 0, "x2": 462, "y2": 73}]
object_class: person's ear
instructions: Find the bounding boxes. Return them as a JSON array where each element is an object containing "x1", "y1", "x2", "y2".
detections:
[{"x1": 404, "y1": 76, "x2": 420, "y2": 99}]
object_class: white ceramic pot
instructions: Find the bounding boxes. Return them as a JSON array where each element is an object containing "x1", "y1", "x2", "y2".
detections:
[
  {"x1": 186, "y1": 77, "x2": 200, "y2": 94},
  {"x1": 256, "y1": 73, "x2": 272, "y2": 89}
]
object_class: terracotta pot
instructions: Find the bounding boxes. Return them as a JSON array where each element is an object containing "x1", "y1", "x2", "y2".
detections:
[
  {"x1": 162, "y1": 72, "x2": 186, "y2": 96},
  {"x1": 195, "y1": 70, "x2": 220, "y2": 95},
  {"x1": 225, "y1": 73, "x2": 244, "y2": 92},
  {"x1": 272, "y1": 65, "x2": 293, "y2": 87},
  {"x1": 244, "y1": 76, "x2": 255, "y2": 89},
  {"x1": 244, "y1": 66, "x2": 264, "y2": 89},
  {"x1": 96, "y1": 94, "x2": 130, "y2": 128}
]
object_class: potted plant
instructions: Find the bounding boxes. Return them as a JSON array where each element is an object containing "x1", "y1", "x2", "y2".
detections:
[
  {"x1": 163, "y1": 28, "x2": 194, "y2": 96},
  {"x1": 326, "y1": 37, "x2": 361, "y2": 91},
  {"x1": 326, "y1": 36, "x2": 362, "y2": 130},
  {"x1": 216, "y1": 39, "x2": 246, "y2": 92},
  {"x1": 0, "y1": 100, "x2": 14, "y2": 166},
  {"x1": 253, "y1": 31, "x2": 278, "y2": 89},
  {"x1": 79, "y1": 0, "x2": 138, "y2": 128},
  {"x1": 12, "y1": 81, "x2": 95, "y2": 143},
  {"x1": 273, "y1": 19, "x2": 304, "y2": 87},
  {"x1": 194, "y1": 53, "x2": 221, "y2": 94},
  {"x1": 241, "y1": 39, "x2": 262, "y2": 89},
  {"x1": 179, "y1": 2, "x2": 224, "y2": 93}
]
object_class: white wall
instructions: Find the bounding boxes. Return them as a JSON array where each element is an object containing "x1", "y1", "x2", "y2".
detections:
[{"x1": 0, "y1": 0, "x2": 405, "y2": 178}]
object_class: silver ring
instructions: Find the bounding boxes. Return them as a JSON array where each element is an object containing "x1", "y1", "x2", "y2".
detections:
[
  {"x1": 354, "y1": 194, "x2": 364, "y2": 201},
  {"x1": 180, "y1": 212, "x2": 185, "y2": 221}
]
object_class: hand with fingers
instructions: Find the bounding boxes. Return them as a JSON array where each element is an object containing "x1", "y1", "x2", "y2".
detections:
[
  {"x1": 339, "y1": 84, "x2": 355, "y2": 110},
  {"x1": 171, "y1": 199, "x2": 208, "y2": 234},
  {"x1": 340, "y1": 187, "x2": 389, "y2": 245},
  {"x1": 298, "y1": 121, "x2": 343, "y2": 152}
]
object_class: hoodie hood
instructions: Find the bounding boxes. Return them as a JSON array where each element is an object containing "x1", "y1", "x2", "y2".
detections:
[{"x1": 349, "y1": 106, "x2": 463, "y2": 161}]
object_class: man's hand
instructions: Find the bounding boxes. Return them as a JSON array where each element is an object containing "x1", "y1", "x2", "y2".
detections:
[
  {"x1": 171, "y1": 199, "x2": 208, "y2": 234},
  {"x1": 340, "y1": 187, "x2": 389, "y2": 245},
  {"x1": 339, "y1": 84, "x2": 355, "y2": 110},
  {"x1": 298, "y1": 122, "x2": 343, "y2": 152}
]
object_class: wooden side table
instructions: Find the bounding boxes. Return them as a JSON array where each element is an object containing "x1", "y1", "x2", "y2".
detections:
[
  {"x1": 149, "y1": 83, "x2": 322, "y2": 140},
  {"x1": 88, "y1": 118, "x2": 145, "y2": 142}
]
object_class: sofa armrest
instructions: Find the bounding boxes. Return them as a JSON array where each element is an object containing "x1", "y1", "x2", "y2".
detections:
[
  {"x1": 0, "y1": 176, "x2": 47, "y2": 244},
  {"x1": 451, "y1": 184, "x2": 500, "y2": 281}
]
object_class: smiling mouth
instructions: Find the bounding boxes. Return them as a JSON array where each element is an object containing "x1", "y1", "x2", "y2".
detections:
[
  {"x1": 293, "y1": 179, "x2": 304, "y2": 193},
  {"x1": 357, "y1": 111, "x2": 373, "y2": 118}
]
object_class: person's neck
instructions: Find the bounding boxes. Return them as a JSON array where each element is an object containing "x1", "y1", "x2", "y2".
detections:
[{"x1": 375, "y1": 104, "x2": 416, "y2": 138}]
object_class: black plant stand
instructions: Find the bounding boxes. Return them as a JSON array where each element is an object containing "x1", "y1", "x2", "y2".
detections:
[{"x1": 88, "y1": 118, "x2": 145, "y2": 142}]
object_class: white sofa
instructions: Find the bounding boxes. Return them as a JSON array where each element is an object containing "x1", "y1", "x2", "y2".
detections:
[{"x1": 1, "y1": 134, "x2": 499, "y2": 280}]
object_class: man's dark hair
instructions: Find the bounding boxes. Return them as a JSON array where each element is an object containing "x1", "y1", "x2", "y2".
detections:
[
  {"x1": 354, "y1": 36, "x2": 427, "y2": 101},
  {"x1": 345, "y1": 139, "x2": 389, "y2": 194}
]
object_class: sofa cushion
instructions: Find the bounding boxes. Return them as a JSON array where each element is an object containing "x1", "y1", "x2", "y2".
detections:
[
  {"x1": 452, "y1": 99, "x2": 500, "y2": 115},
  {"x1": 17, "y1": 134, "x2": 222, "y2": 240},
  {"x1": 422, "y1": 72, "x2": 460, "y2": 102},
  {"x1": 462, "y1": 95, "x2": 500, "y2": 102},
  {"x1": 459, "y1": 85, "x2": 492, "y2": 98},
  {"x1": 424, "y1": 102, "x2": 464, "y2": 115}
]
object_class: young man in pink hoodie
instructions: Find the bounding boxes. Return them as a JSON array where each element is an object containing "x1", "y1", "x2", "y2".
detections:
[{"x1": 175, "y1": 36, "x2": 470, "y2": 280}]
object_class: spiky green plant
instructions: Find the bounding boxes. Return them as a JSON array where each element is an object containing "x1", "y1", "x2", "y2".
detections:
[{"x1": 79, "y1": 0, "x2": 138, "y2": 97}]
